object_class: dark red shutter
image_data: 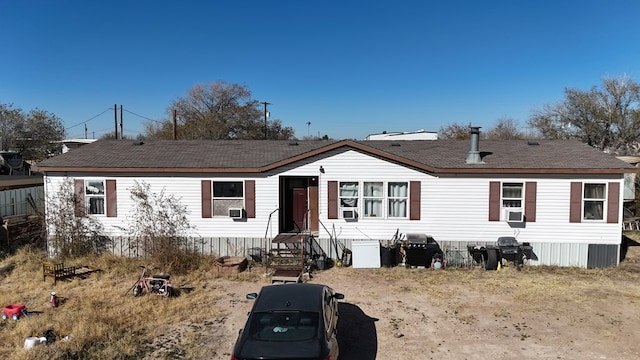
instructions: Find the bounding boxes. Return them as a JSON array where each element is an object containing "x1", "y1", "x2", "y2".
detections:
[
  {"x1": 308, "y1": 183, "x2": 319, "y2": 232},
  {"x1": 328, "y1": 181, "x2": 338, "y2": 219},
  {"x1": 74, "y1": 179, "x2": 85, "y2": 217},
  {"x1": 488, "y1": 181, "x2": 500, "y2": 221},
  {"x1": 106, "y1": 180, "x2": 117, "y2": 217},
  {"x1": 607, "y1": 182, "x2": 620, "y2": 224},
  {"x1": 569, "y1": 182, "x2": 582, "y2": 223},
  {"x1": 245, "y1": 180, "x2": 256, "y2": 218},
  {"x1": 524, "y1": 182, "x2": 537, "y2": 222},
  {"x1": 409, "y1": 181, "x2": 421, "y2": 220},
  {"x1": 201, "y1": 180, "x2": 212, "y2": 218}
]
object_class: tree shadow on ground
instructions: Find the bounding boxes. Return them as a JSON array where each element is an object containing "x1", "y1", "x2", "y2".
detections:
[{"x1": 337, "y1": 302, "x2": 378, "y2": 360}]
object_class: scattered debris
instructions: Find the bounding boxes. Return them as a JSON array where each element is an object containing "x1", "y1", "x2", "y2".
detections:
[{"x1": 2, "y1": 304, "x2": 28, "y2": 320}]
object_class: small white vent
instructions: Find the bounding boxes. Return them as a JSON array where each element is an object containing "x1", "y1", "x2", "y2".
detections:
[{"x1": 228, "y1": 208, "x2": 244, "y2": 219}]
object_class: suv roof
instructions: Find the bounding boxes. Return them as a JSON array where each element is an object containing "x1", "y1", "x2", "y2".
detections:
[{"x1": 252, "y1": 283, "x2": 326, "y2": 312}]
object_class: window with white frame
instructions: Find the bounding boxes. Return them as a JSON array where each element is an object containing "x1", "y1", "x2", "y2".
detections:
[
  {"x1": 388, "y1": 182, "x2": 408, "y2": 218},
  {"x1": 85, "y1": 180, "x2": 105, "y2": 215},
  {"x1": 502, "y1": 183, "x2": 523, "y2": 208},
  {"x1": 213, "y1": 181, "x2": 244, "y2": 216},
  {"x1": 339, "y1": 182, "x2": 358, "y2": 218},
  {"x1": 363, "y1": 182, "x2": 383, "y2": 217},
  {"x1": 583, "y1": 183, "x2": 606, "y2": 220},
  {"x1": 339, "y1": 181, "x2": 409, "y2": 219}
]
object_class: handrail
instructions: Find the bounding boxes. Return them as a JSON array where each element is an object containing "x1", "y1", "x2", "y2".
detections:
[
  {"x1": 264, "y1": 208, "x2": 279, "y2": 239},
  {"x1": 292, "y1": 208, "x2": 312, "y2": 234}
]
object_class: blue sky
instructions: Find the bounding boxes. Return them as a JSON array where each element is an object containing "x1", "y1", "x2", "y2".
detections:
[{"x1": 1, "y1": 1, "x2": 639, "y2": 140}]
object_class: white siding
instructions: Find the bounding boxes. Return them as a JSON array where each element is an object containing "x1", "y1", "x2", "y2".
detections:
[
  {"x1": 42, "y1": 150, "x2": 626, "y2": 267},
  {"x1": 415, "y1": 177, "x2": 623, "y2": 246}
]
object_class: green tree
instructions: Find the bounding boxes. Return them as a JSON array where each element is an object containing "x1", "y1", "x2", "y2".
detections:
[
  {"x1": 528, "y1": 76, "x2": 640, "y2": 155},
  {"x1": 17, "y1": 109, "x2": 65, "y2": 161},
  {"x1": 0, "y1": 103, "x2": 65, "y2": 161},
  {"x1": 0, "y1": 103, "x2": 24, "y2": 150},
  {"x1": 144, "y1": 81, "x2": 295, "y2": 140}
]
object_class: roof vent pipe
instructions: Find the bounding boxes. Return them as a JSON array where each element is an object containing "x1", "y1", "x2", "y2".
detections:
[{"x1": 465, "y1": 126, "x2": 484, "y2": 164}]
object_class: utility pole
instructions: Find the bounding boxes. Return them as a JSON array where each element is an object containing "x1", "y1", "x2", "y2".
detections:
[
  {"x1": 306, "y1": 121, "x2": 311, "y2": 138},
  {"x1": 114, "y1": 103, "x2": 118, "y2": 139},
  {"x1": 261, "y1": 101, "x2": 271, "y2": 139},
  {"x1": 85, "y1": 124, "x2": 87, "y2": 139},
  {"x1": 173, "y1": 109, "x2": 177, "y2": 140},
  {"x1": 120, "y1": 105, "x2": 123, "y2": 140}
]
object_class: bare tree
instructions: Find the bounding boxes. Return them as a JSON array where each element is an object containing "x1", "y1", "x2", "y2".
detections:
[
  {"x1": 438, "y1": 122, "x2": 473, "y2": 139},
  {"x1": 528, "y1": 75, "x2": 640, "y2": 155},
  {"x1": 46, "y1": 178, "x2": 109, "y2": 258},
  {"x1": 484, "y1": 118, "x2": 524, "y2": 139},
  {"x1": 144, "y1": 81, "x2": 295, "y2": 140},
  {"x1": 125, "y1": 180, "x2": 197, "y2": 272}
]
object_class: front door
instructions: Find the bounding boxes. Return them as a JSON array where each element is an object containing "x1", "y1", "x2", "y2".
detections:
[
  {"x1": 280, "y1": 177, "x2": 318, "y2": 234},
  {"x1": 292, "y1": 188, "x2": 307, "y2": 232}
]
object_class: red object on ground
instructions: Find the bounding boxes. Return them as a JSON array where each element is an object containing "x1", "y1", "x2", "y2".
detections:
[{"x1": 3, "y1": 304, "x2": 26, "y2": 319}]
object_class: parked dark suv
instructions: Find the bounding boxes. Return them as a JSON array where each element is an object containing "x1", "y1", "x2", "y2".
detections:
[{"x1": 231, "y1": 283, "x2": 344, "y2": 360}]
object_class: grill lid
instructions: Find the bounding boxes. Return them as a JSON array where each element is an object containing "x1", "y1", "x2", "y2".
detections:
[
  {"x1": 404, "y1": 233, "x2": 436, "y2": 244},
  {"x1": 497, "y1": 236, "x2": 519, "y2": 247}
]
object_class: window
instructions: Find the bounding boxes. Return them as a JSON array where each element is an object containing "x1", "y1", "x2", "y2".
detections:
[
  {"x1": 337, "y1": 181, "x2": 409, "y2": 219},
  {"x1": 213, "y1": 181, "x2": 243, "y2": 216},
  {"x1": 249, "y1": 311, "x2": 318, "y2": 341},
  {"x1": 363, "y1": 182, "x2": 383, "y2": 217},
  {"x1": 502, "y1": 183, "x2": 523, "y2": 208},
  {"x1": 583, "y1": 183, "x2": 606, "y2": 220},
  {"x1": 388, "y1": 182, "x2": 408, "y2": 217},
  {"x1": 85, "y1": 180, "x2": 105, "y2": 215},
  {"x1": 339, "y1": 182, "x2": 358, "y2": 218}
]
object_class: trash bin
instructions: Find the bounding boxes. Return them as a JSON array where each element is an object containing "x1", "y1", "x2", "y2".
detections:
[{"x1": 380, "y1": 244, "x2": 398, "y2": 267}]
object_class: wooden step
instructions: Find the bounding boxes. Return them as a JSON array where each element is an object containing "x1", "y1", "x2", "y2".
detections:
[
  {"x1": 269, "y1": 264, "x2": 304, "y2": 271},
  {"x1": 269, "y1": 248, "x2": 303, "y2": 256}
]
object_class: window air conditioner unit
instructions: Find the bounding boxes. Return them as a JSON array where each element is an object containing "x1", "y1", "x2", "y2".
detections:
[
  {"x1": 342, "y1": 209, "x2": 357, "y2": 220},
  {"x1": 504, "y1": 209, "x2": 524, "y2": 222},
  {"x1": 228, "y1": 208, "x2": 244, "y2": 219}
]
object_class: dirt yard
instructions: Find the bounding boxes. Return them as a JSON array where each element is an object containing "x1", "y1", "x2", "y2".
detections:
[
  {"x1": 2, "y1": 246, "x2": 639, "y2": 360},
  {"x1": 196, "y1": 247, "x2": 640, "y2": 360}
]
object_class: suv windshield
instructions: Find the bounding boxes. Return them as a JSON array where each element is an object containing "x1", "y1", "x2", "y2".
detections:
[{"x1": 249, "y1": 311, "x2": 319, "y2": 341}]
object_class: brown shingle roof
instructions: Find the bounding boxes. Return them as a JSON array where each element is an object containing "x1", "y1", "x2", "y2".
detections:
[{"x1": 34, "y1": 139, "x2": 634, "y2": 175}]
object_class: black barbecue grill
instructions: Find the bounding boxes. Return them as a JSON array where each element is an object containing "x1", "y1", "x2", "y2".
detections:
[{"x1": 403, "y1": 234, "x2": 443, "y2": 267}]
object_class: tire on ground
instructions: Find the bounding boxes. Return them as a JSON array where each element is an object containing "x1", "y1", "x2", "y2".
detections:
[{"x1": 485, "y1": 249, "x2": 499, "y2": 270}]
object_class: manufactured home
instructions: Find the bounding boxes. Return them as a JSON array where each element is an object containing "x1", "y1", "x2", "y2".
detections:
[{"x1": 35, "y1": 131, "x2": 635, "y2": 268}]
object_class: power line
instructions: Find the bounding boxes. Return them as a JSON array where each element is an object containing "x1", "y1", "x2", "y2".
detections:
[
  {"x1": 65, "y1": 107, "x2": 112, "y2": 130},
  {"x1": 123, "y1": 108, "x2": 161, "y2": 123}
]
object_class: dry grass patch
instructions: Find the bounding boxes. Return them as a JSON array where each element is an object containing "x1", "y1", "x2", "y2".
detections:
[
  {"x1": 1, "y1": 241, "x2": 640, "y2": 359},
  {"x1": 0, "y1": 249, "x2": 261, "y2": 360}
]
